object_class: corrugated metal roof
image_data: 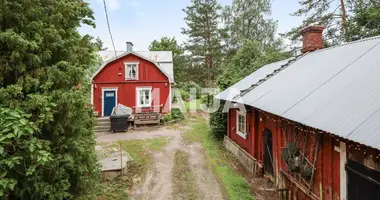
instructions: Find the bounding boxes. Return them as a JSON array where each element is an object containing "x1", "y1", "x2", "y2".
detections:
[
  {"x1": 98, "y1": 51, "x2": 174, "y2": 82},
  {"x1": 215, "y1": 58, "x2": 294, "y2": 100},
  {"x1": 216, "y1": 36, "x2": 380, "y2": 149}
]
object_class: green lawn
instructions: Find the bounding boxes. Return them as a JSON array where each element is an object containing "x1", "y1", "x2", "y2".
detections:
[
  {"x1": 183, "y1": 116, "x2": 254, "y2": 200},
  {"x1": 183, "y1": 99, "x2": 202, "y2": 112}
]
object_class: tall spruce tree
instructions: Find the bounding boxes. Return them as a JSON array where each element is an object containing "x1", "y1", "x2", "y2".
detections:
[
  {"x1": 0, "y1": 0, "x2": 99, "y2": 199},
  {"x1": 181, "y1": 0, "x2": 223, "y2": 87},
  {"x1": 223, "y1": 0, "x2": 280, "y2": 51}
]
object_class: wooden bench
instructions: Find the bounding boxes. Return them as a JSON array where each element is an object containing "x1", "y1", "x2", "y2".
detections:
[{"x1": 134, "y1": 112, "x2": 161, "y2": 128}]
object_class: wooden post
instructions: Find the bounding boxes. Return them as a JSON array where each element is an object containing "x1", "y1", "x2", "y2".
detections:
[{"x1": 120, "y1": 141, "x2": 123, "y2": 176}]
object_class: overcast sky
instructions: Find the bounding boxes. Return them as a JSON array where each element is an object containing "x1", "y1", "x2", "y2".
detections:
[{"x1": 79, "y1": 0, "x2": 305, "y2": 51}]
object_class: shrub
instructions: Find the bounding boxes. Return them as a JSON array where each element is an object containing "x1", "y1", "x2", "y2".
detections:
[
  {"x1": 178, "y1": 81, "x2": 202, "y2": 99},
  {"x1": 162, "y1": 113, "x2": 172, "y2": 122},
  {"x1": 209, "y1": 100, "x2": 227, "y2": 140},
  {"x1": 171, "y1": 108, "x2": 185, "y2": 120},
  {"x1": 180, "y1": 89, "x2": 190, "y2": 100}
]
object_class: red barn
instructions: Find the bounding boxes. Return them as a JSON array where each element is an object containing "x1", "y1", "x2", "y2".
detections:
[
  {"x1": 91, "y1": 43, "x2": 174, "y2": 117},
  {"x1": 216, "y1": 26, "x2": 380, "y2": 200}
]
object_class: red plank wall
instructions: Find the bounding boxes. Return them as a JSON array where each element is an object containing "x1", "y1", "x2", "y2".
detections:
[
  {"x1": 227, "y1": 107, "x2": 343, "y2": 200},
  {"x1": 93, "y1": 54, "x2": 171, "y2": 116}
]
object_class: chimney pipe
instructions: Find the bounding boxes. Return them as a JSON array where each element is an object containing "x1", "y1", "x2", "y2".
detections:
[
  {"x1": 126, "y1": 42, "x2": 134, "y2": 52},
  {"x1": 301, "y1": 25, "x2": 324, "y2": 54}
]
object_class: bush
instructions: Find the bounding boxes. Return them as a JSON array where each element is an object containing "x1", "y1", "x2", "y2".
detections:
[
  {"x1": 209, "y1": 100, "x2": 227, "y2": 140},
  {"x1": 178, "y1": 81, "x2": 202, "y2": 99},
  {"x1": 171, "y1": 108, "x2": 185, "y2": 120},
  {"x1": 162, "y1": 113, "x2": 172, "y2": 122},
  {"x1": 180, "y1": 89, "x2": 190, "y2": 100}
]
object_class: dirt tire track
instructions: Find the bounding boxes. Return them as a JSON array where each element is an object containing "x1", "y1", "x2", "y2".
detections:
[{"x1": 98, "y1": 117, "x2": 224, "y2": 200}]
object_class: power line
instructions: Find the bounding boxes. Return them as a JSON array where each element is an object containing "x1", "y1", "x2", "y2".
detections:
[{"x1": 102, "y1": 0, "x2": 117, "y2": 57}]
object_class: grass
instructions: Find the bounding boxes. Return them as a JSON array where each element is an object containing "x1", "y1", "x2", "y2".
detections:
[
  {"x1": 119, "y1": 137, "x2": 170, "y2": 177},
  {"x1": 183, "y1": 117, "x2": 254, "y2": 200},
  {"x1": 183, "y1": 99, "x2": 202, "y2": 112},
  {"x1": 172, "y1": 150, "x2": 198, "y2": 200},
  {"x1": 97, "y1": 137, "x2": 170, "y2": 200}
]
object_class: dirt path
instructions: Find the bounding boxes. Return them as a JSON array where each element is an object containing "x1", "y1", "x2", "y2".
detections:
[{"x1": 97, "y1": 119, "x2": 224, "y2": 200}]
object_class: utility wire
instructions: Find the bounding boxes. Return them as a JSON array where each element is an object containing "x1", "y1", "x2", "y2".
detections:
[{"x1": 102, "y1": 0, "x2": 117, "y2": 57}]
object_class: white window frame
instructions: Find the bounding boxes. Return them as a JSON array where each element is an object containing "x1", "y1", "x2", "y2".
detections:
[
  {"x1": 101, "y1": 88, "x2": 118, "y2": 117},
  {"x1": 236, "y1": 111, "x2": 247, "y2": 139},
  {"x1": 136, "y1": 87, "x2": 152, "y2": 108},
  {"x1": 125, "y1": 62, "x2": 139, "y2": 80}
]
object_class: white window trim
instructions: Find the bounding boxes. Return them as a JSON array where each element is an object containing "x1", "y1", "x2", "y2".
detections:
[
  {"x1": 236, "y1": 111, "x2": 247, "y2": 139},
  {"x1": 101, "y1": 88, "x2": 118, "y2": 117},
  {"x1": 125, "y1": 62, "x2": 139, "y2": 80},
  {"x1": 136, "y1": 87, "x2": 152, "y2": 108}
]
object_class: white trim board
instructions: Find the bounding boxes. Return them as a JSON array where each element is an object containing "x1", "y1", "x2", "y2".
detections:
[
  {"x1": 124, "y1": 61, "x2": 139, "y2": 80},
  {"x1": 101, "y1": 88, "x2": 118, "y2": 117},
  {"x1": 91, "y1": 83, "x2": 94, "y2": 105},
  {"x1": 340, "y1": 141, "x2": 347, "y2": 200},
  {"x1": 236, "y1": 111, "x2": 247, "y2": 139},
  {"x1": 136, "y1": 87, "x2": 152, "y2": 108}
]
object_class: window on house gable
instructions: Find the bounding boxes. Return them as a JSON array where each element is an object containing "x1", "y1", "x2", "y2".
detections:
[
  {"x1": 125, "y1": 63, "x2": 138, "y2": 80},
  {"x1": 137, "y1": 87, "x2": 151, "y2": 107},
  {"x1": 236, "y1": 111, "x2": 247, "y2": 139}
]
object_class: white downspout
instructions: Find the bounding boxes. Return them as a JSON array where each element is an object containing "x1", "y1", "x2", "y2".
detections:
[{"x1": 340, "y1": 141, "x2": 347, "y2": 200}]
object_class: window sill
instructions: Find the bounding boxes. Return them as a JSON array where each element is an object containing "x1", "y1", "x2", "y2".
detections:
[
  {"x1": 237, "y1": 131, "x2": 247, "y2": 139},
  {"x1": 136, "y1": 105, "x2": 151, "y2": 108},
  {"x1": 126, "y1": 78, "x2": 138, "y2": 81}
]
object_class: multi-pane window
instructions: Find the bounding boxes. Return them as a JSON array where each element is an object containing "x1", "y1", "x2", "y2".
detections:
[
  {"x1": 236, "y1": 111, "x2": 247, "y2": 139},
  {"x1": 137, "y1": 88, "x2": 151, "y2": 107},
  {"x1": 125, "y1": 63, "x2": 138, "y2": 80}
]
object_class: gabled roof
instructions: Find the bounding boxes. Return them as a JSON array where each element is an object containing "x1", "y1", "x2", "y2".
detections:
[
  {"x1": 93, "y1": 51, "x2": 174, "y2": 83},
  {"x1": 216, "y1": 36, "x2": 380, "y2": 149}
]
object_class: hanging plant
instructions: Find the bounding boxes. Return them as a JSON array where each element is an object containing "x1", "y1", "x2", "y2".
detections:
[{"x1": 281, "y1": 142, "x2": 300, "y2": 172}]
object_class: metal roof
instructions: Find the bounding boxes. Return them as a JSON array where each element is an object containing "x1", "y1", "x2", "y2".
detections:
[
  {"x1": 216, "y1": 36, "x2": 380, "y2": 149},
  {"x1": 98, "y1": 51, "x2": 174, "y2": 82},
  {"x1": 215, "y1": 58, "x2": 294, "y2": 101}
]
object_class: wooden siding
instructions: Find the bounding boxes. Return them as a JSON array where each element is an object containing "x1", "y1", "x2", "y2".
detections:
[
  {"x1": 93, "y1": 54, "x2": 170, "y2": 116},
  {"x1": 93, "y1": 54, "x2": 168, "y2": 83},
  {"x1": 225, "y1": 106, "x2": 380, "y2": 200}
]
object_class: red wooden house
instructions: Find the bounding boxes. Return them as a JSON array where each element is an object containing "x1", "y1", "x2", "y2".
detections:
[
  {"x1": 216, "y1": 26, "x2": 380, "y2": 200},
  {"x1": 91, "y1": 42, "x2": 174, "y2": 117}
]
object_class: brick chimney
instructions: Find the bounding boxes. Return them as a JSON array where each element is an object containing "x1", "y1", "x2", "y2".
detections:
[{"x1": 301, "y1": 25, "x2": 324, "y2": 54}]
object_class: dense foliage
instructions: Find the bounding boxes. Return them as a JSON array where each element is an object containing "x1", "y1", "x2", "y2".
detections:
[
  {"x1": 209, "y1": 101, "x2": 228, "y2": 140},
  {"x1": 148, "y1": 37, "x2": 191, "y2": 84},
  {"x1": 223, "y1": 0, "x2": 280, "y2": 51},
  {"x1": 171, "y1": 108, "x2": 185, "y2": 121},
  {"x1": 286, "y1": 0, "x2": 380, "y2": 45},
  {"x1": 0, "y1": 0, "x2": 99, "y2": 199},
  {"x1": 182, "y1": 0, "x2": 223, "y2": 87},
  {"x1": 218, "y1": 40, "x2": 291, "y2": 90}
]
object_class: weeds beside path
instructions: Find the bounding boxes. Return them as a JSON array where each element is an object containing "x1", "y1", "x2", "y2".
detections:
[
  {"x1": 172, "y1": 150, "x2": 198, "y2": 200},
  {"x1": 183, "y1": 115, "x2": 255, "y2": 200}
]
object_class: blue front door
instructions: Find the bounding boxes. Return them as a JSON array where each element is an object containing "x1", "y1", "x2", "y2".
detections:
[{"x1": 103, "y1": 90, "x2": 116, "y2": 116}]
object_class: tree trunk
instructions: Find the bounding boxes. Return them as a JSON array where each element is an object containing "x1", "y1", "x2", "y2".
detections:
[{"x1": 340, "y1": 0, "x2": 350, "y2": 42}]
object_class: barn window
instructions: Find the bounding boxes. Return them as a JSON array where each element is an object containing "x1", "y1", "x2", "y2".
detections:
[
  {"x1": 125, "y1": 62, "x2": 139, "y2": 80},
  {"x1": 136, "y1": 87, "x2": 151, "y2": 107},
  {"x1": 236, "y1": 111, "x2": 247, "y2": 139}
]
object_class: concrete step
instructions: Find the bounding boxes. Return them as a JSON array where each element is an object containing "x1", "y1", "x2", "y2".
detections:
[
  {"x1": 97, "y1": 121, "x2": 111, "y2": 126},
  {"x1": 97, "y1": 117, "x2": 110, "y2": 122},
  {"x1": 96, "y1": 124, "x2": 110, "y2": 129},
  {"x1": 95, "y1": 127, "x2": 110, "y2": 132}
]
